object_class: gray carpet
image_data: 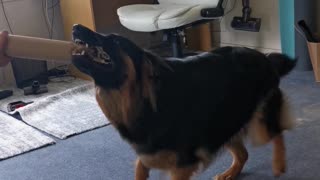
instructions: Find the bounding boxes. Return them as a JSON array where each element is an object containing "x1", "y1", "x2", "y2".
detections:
[
  {"x1": 0, "y1": 71, "x2": 319, "y2": 180},
  {"x1": 0, "y1": 79, "x2": 90, "y2": 112},
  {"x1": 0, "y1": 112, "x2": 54, "y2": 160},
  {"x1": 18, "y1": 83, "x2": 108, "y2": 139}
]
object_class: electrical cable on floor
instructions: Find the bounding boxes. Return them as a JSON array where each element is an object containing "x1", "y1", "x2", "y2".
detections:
[
  {"x1": 0, "y1": 0, "x2": 14, "y2": 34},
  {"x1": 47, "y1": 65, "x2": 76, "y2": 83}
]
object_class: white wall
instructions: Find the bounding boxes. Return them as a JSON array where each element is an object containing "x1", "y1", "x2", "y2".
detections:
[
  {"x1": 0, "y1": 0, "x2": 64, "y2": 86},
  {"x1": 212, "y1": 0, "x2": 281, "y2": 53},
  {"x1": 0, "y1": 0, "x2": 282, "y2": 85}
]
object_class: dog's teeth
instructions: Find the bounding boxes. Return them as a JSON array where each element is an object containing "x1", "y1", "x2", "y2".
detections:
[
  {"x1": 81, "y1": 50, "x2": 85, "y2": 55},
  {"x1": 93, "y1": 58, "x2": 109, "y2": 64}
]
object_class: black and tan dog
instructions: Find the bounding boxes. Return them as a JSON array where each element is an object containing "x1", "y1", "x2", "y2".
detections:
[{"x1": 71, "y1": 24, "x2": 296, "y2": 180}]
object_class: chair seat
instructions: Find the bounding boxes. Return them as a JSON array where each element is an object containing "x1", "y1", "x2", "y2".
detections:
[{"x1": 117, "y1": 4, "x2": 209, "y2": 32}]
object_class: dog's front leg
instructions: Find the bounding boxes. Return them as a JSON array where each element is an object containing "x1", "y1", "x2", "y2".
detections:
[
  {"x1": 170, "y1": 166, "x2": 197, "y2": 180},
  {"x1": 135, "y1": 158, "x2": 150, "y2": 180}
]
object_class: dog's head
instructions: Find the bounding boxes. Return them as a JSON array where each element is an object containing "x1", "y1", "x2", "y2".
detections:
[
  {"x1": 71, "y1": 24, "x2": 171, "y2": 122},
  {"x1": 71, "y1": 24, "x2": 148, "y2": 89}
]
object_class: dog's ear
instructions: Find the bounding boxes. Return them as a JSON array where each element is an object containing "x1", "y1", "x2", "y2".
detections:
[
  {"x1": 142, "y1": 58, "x2": 157, "y2": 112},
  {"x1": 112, "y1": 34, "x2": 174, "y2": 72},
  {"x1": 144, "y1": 51, "x2": 174, "y2": 73},
  {"x1": 112, "y1": 34, "x2": 144, "y2": 65},
  {"x1": 141, "y1": 51, "x2": 174, "y2": 112}
]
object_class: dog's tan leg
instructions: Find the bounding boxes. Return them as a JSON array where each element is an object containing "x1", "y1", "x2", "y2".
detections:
[
  {"x1": 272, "y1": 133, "x2": 286, "y2": 177},
  {"x1": 135, "y1": 159, "x2": 149, "y2": 180},
  {"x1": 215, "y1": 139, "x2": 248, "y2": 180},
  {"x1": 170, "y1": 166, "x2": 197, "y2": 180}
]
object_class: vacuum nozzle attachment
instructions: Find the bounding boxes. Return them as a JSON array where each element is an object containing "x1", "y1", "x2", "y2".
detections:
[
  {"x1": 231, "y1": 0, "x2": 261, "y2": 32},
  {"x1": 231, "y1": 17, "x2": 261, "y2": 32}
]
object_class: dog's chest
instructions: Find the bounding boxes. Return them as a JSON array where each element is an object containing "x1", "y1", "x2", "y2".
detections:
[
  {"x1": 95, "y1": 85, "x2": 142, "y2": 125},
  {"x1": 134, "y1": 147, "x2": 214, "y2": 171}
]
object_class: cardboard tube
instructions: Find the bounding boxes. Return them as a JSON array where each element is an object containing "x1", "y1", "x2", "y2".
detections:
[{"x1": 6, "y1": 35, "x2": 81, "y2": 62}]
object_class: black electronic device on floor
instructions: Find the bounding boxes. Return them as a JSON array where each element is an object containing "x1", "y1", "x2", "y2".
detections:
[
  {"x1": 23, "y1": 81, "x2": 48, "y2": 95},
  {"x1": 11, "y1": 58, "x2": 48, "y2": 89}
]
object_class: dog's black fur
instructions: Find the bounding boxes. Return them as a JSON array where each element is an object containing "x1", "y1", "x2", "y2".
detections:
[
  {"x1": 71, "y1": 24, "x2": 296, "y2": 173},
  {"x1": 117, "y1": 47, "x2": 295, "y2": 166}
]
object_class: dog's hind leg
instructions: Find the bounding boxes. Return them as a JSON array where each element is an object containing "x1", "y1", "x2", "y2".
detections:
[
  {"x1": 135, "y1": 158, "x2": 150, "y2": 180},
  {"x1": 260, "y1": 88, "x2": 288, "y2": 177},
  {"x1": 215, "y1": 138, "x2": 248, "y2": 180},
  {"x1": 272, "y1": 133, "x2": 286, "y2": 177}
]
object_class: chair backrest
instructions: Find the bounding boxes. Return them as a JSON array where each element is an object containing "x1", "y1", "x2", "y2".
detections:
[{"x1": 158, "y1": 0, "x2": 221, "y2": 6}]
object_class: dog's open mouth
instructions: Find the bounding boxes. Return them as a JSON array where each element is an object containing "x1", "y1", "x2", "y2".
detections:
[
  {"x1": 71, "y1": 24, "x2": 119, "y2": 77},
  {"x1": 72, "y1": 38, "x2": 112, "y2": 65}
]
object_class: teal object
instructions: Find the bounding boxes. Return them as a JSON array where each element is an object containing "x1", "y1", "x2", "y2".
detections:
[{"x1": 279, "y1": 0, "x2": 295, "y2": 58}]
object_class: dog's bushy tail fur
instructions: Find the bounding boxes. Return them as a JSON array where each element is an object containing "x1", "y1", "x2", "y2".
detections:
[{"x1": 267, "y1": 53, "x2": 297, "y2": 77}]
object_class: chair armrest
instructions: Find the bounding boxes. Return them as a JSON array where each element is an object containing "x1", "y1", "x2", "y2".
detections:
[
  {"x1": 201, "y1": 7, "x2": 224, "y2": 18},
  {"x1": 201, "y1": 0, "x2": 225, "y2": 17}
]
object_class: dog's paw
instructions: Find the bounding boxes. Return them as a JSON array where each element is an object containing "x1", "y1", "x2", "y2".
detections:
[
  {"x1": 272, "y1": 154, "x2": 286, "y2": 177},
  {"x1": 273, "y1": 162, "x2": 286, "y2": 177}
]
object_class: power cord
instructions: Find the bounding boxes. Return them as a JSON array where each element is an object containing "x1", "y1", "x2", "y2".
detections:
[
  {"x1": 43, "y1": 0, "x2": 59, "y2": 39},
  {"x1": 43, "y1": 0, "x2": 73, "y2": 81},
  {"x1": 224, "y1": 0, "x2": 237, "y2": 16},
  {"x1": 49, "y1": 0, "x2": 59, "y2": 9},
  {"x1": 50, "y1": 0, "x2": 55, "y2": 39},
  {"x1": 0, "y1": 0, "x2": 14, "y2": 34},
  {"x1": 210, "y1": 0, "x2": 237, "y2": 33},
  {"x1": 47, "y1": 65, "x2": 76, "y2": 83},
  {"x1": 42, "y1": 0, "x2": 52, "y2": 38}
]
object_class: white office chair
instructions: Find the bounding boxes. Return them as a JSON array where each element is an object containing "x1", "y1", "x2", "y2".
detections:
[{"x1": 117, "y1": 0, "x2": 225, "y2": 57}]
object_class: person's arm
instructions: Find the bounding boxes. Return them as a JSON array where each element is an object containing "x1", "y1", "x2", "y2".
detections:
[{"x1": 0, "y1": 31, "x2": 11, "y2": 67}]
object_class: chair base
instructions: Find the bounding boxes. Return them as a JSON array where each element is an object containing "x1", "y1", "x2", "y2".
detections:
[
  {"x1": 166, "y1": 30, "x2": 184, "y2": 58},
  {"x1": 164, "y1": 20, "x2": 214, "y2": 58}
]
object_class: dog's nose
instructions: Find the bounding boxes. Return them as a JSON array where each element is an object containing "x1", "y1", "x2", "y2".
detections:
[{"x1": 72, "y1": 24, "x2": 81, "y2": 31}]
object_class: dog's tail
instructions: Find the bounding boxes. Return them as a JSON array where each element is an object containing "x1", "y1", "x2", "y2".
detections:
[{"x1": 267, "y1": 53, "x2": 297, "y2": 77}]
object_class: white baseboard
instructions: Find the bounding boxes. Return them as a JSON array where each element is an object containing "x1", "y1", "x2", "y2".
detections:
[{"x1": 213, "y1": 42, "x2": 281, "y2": 54}]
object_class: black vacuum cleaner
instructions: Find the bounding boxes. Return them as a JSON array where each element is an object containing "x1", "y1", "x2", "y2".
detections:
[{"x1": 231, "y1": 0, "x2": 261, "y2": 32}]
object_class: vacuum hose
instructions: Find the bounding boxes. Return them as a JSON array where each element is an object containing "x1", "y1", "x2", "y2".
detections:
[{"x1": 242, "y1": 0, "x2": 251, "y2": 22}]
